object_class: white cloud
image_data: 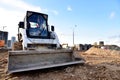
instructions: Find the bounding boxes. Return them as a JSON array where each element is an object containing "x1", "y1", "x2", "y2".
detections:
[
  {"x1": 42, "y1": 8, "x2": 49, "y2": 13},
  {"x1": 106, "y1": 35, "x2": 120, "y2": 46},
  {"x1": 0, "y1": 0, "x2": 59, "y2": 40},
  {"x1": 0, "y1": 7, "x2": 24, "y2": 39},
  {"x1": 109, "y1": 12, "x2": 115, "y2": 19},
  {"x1": 41, "y1": 9, "x2": 59, "y2": 15},
  {"x1": 0, "y1": 0, "x2": 42, "y2": 39},
  {"x1": 67, "y1": 6, "x2": 72, "y2": 11},
  {"x1": 0, "y1": 0, "x2": 41, "y2": 12},
  {"x1": 52, "y1": 10, "x2": 59, "y2": 15}
]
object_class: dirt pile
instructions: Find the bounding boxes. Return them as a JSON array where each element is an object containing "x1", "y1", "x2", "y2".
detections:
[
  {"x1": 0, "y1": 51, "x2": 120, "y2": 80},
  {"x1": 0, "y1": 52, "x2": 8, "y2": 80},
  {"x1": 85, "y1": 47, "x2": 120, "y2": 56}
]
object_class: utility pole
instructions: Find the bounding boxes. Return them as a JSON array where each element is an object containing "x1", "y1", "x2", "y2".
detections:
[
  {"x1": 73, "y1": 25, "x2": 77, "y2": 46},
  {"x1": 0, "y1": 26, "x2": 6, "y2": 31},
  {"x1": 3, "y1": 26, "x2": 6, "y2": 30}
]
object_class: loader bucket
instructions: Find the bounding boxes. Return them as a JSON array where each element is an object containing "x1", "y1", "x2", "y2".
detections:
[{"x1": 7, "y1": 49, "x2": 85, "y2": 74}]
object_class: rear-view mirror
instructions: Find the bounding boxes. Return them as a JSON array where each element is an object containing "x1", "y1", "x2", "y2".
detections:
[
  {"x1": 51, "y1": 25, "x2": 54, "y2": 31},
  {"x1": 18, "y1": 22, "x2": 24, "y2": 28}
]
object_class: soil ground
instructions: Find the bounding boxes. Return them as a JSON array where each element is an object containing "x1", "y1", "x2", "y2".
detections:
[{"x1": 0, "y1": 48, "x2": 120, "y2": 80}]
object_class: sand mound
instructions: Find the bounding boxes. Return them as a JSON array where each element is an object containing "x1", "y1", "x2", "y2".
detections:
[
  {"x1": 85, "y1": 47, "x2": 120, "y2": 56},
  {"x1": 0, "y1": 51, "x2": 120, "y2": 80}
]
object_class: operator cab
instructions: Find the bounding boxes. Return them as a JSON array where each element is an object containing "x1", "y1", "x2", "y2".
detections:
[
  {"x1": 18, "y1": 11, "x2": 59, "y2": 49},
  {"x1": 18, "y1": 11, "x2": 55, "y2": 39},
  {"x1": 26, "y1": 11, "x2": 49, "y2": 38}
]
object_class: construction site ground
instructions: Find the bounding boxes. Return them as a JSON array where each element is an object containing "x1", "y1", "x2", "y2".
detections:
[{"x1": 0, "y1": 47, "x2": 120, "y2": 80}]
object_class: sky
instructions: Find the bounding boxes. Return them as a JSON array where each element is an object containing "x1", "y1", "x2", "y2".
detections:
[{"x1": 0, "y1": 0, "x2": 120, "y2": 46}]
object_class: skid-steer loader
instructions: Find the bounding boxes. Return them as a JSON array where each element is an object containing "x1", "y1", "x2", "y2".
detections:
[{"x1": 7, "y1": 11, "x2": 85, "y2": 74}]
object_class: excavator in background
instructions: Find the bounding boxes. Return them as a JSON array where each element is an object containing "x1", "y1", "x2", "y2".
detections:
[
  {"x1": 0, "y1": 40, "x2": 5, "y2": 47},
  {"x1": 8, "y1": 11, "x2": 85, "y2": 74}
]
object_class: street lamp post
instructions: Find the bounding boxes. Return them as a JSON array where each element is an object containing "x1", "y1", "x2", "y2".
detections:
[
  {"x1": 73, "y1": 25, "x2": 77, "y2": 46},
  {"x1": 0, "y1": 26, "x2": 6, "y2": 31},
  {"x1": 3, "y1": 26, "x2": 6, "y2": 30}
]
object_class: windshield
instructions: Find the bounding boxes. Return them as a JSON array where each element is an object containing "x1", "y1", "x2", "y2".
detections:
[{"x1": 27, "y1": 13, "x2": 48, "y2": 37}]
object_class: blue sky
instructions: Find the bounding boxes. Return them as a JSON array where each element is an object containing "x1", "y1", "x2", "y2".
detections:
[{"x1": 0, "y1": 0, "x2": 120, "y2": 46}]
